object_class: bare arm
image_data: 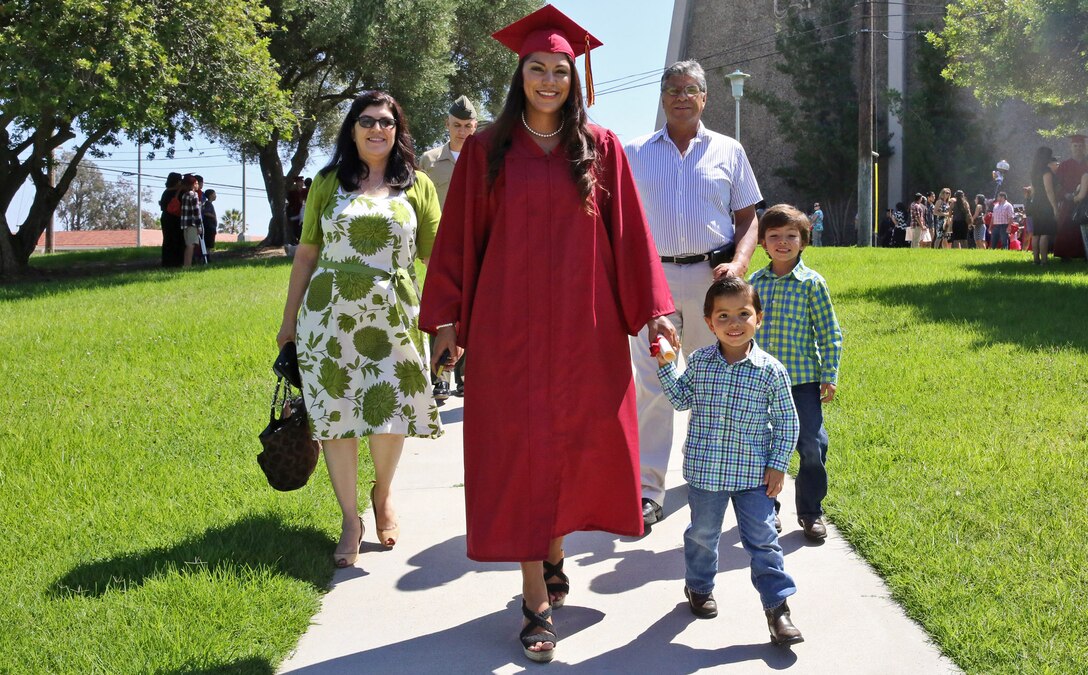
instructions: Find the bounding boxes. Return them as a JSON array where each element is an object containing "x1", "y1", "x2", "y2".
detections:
[
  {"x1": 277, "y1": 244, "x2": 320, "y2": 347},
  {"x1": 1043, "y1": 172, "x2": 1060, "y2": 216},
  {"x1": 714, "y1": 205, "x2": 758, "y2": 279}
]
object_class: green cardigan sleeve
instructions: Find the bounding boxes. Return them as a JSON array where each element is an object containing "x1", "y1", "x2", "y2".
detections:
[
  {"x1": 299, "y1": 171, "x2": 339, "y2": 247},
  {"x1": 406, "y1": 172, "x2": 441, "y2": 260}
]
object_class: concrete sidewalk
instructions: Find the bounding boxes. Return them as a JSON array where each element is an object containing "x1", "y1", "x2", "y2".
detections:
[{"x1": 279, "y1": 396, "x2": 960, "y2": 674}]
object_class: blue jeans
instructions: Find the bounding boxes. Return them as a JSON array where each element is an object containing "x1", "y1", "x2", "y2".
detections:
[
  {"x1": 793, "y1": 382, "x2": 829, "y2": 519},
  {"x1": 990, "y1": 224, "x2": 1008, "y2": 249},
  {"x1": 685, "y1": 484, "x2": 796, "y2": 610}
]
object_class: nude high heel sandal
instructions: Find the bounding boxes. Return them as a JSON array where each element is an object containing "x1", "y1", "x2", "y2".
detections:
[
  {"x1": 333, "y1": 515, "x2": 364, "y2": 568},
  {"x1": 370, "y1": 485, "x2": 400, "y2": 548}
]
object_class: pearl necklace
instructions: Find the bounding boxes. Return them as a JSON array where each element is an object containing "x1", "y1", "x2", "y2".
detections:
[{"x1": 522, "y1": 111, "x2": 564, "y2": 138}]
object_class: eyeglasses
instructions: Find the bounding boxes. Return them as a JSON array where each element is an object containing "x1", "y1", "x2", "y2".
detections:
[
  {"x1": 357, "y1": 116, "x2": 397, "y2": 130},
  {"x1": 662, "y1": 85, "x2": 702, "y2": 98}
]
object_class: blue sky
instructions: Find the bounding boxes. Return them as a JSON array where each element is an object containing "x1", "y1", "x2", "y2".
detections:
[{"x1": 7, "y1": 0, "x2": 674, "y2": 238}]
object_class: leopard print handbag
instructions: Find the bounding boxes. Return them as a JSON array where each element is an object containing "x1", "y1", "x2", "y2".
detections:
[{"x1": 257, "y1": 376, "x2": 321, "y2": 491}]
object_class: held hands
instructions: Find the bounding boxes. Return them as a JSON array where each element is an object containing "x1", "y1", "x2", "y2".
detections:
[
  {"x1": 431, "y1": 325, "x2": 464, "y2": 374},
  {"x1": 647, "y1": 316, "x2": 679, "y2": 366},
  {"x1": 820, "y1": 382, "x2": 837, "y2": 403},
  {"x1": 764, "y1": 468, "x2": 785, "y2": 498}
]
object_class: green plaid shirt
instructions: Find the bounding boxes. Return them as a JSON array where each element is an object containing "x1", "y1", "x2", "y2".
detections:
[
  {"x1": 658, "y1": 343, "x2": 799, "y2": 492},
  {"x1": 749, "y1": 258, "x2": 843, "y2": 386}
]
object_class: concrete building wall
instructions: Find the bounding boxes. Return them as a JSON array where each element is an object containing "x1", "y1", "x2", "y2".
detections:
[{"x1": 675, "y1": 0, "x2": 1057, "y2": 218}]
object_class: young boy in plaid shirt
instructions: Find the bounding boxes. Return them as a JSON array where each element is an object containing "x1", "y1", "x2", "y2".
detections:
[
  {"x1": 749, "y1": 204, "x2": 844, "y2": 542},
  {"x1": 656, "y1": 276, "x2": 803, "y2": 646}
]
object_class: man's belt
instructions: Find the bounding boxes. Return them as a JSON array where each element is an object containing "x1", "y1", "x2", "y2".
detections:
[{"x1": 660, "y1": 253, "x2": 711, "y2": 264}]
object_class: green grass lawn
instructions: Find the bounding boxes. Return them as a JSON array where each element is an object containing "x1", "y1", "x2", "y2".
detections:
[
  {"x1": 28, "y1": 240, "x2": 257, "y2": 270},
  {"x1": 2, "y1": 246, "x2": 1086, "y2": 673},
  {"x1": 1, "y1": 253, "x2": 349, "y2": 673}
]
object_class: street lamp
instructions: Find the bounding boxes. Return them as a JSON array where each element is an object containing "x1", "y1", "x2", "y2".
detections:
[{"x1": 727, "y1": 69, "x2": 750, "y2": 141}]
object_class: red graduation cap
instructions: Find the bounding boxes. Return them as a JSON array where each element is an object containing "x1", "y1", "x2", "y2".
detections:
[{"x1": 492, "y1": 4, "x2": 603, "y2": 106}]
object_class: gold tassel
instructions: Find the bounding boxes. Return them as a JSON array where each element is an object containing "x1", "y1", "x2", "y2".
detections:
[{"x1": 584, "y1": 35, "x2": 595, "y2": 107}]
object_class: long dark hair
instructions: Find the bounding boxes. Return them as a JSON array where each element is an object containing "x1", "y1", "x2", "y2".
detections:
[
  {"x1": 953, "y1": 189, "x2": 971, "y2": 220},
  {"x1": 321, "y1": 91, "x2": 417, "y2": 192},
  {"x1": 1029, "y1": 146, "x2": 1054, "y2": 197},
  {"x1": 486, "y1": 55, "x2": 597, "y2": 208}
]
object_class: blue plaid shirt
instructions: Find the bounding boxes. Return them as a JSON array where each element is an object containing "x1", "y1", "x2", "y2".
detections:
[
  {"x1": 749, "y1": 258, "x2": 843, "y2": 386},
  {"x1": 658, "y1": 343, "x2": 799, "y2": 493}
]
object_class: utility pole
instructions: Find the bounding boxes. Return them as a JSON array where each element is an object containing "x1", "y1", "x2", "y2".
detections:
[
  {"x1": 241, "y1": 149, "x2": 247, "y2": 242},
  {"x1": 46, "y1": 150, "x2": 55, "y2": 253},
  {"x1": 856, "y1": 0, "x2": 874, "y2": 247},
  {"x1": 136, "y1": 142, "x2": 142, "y2": 247}
]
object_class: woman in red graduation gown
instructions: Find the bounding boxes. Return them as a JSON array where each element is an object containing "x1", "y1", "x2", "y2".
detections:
[{"x1": 419, "y1": 5, "x2": 676, "y2": 663}]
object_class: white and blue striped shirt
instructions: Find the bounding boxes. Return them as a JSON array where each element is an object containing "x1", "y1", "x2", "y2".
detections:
[{"x1": 625, "y1": 123, "x2": 762, "y2": 257}]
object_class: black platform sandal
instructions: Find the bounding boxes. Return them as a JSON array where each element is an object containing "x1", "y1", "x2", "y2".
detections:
[
  {"x1": 543, "y1": 558, "x2": 570, "y2": 608},
  {"x1": 520, "y1": 601, "x2": 558, "y2": 663}
]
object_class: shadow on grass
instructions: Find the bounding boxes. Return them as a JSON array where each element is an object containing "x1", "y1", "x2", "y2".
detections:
[
  {"x1": 1, "y1": 249, "x2": 290, "y2": 302},
  {"x1": 845, "y1": 260, "x2": 1088, "y2": 352},
  {"x1": 50, "y1": 514, "x2": 331, "y2": 598},
  {"x1": 159, "y1": 656, "x2": 274, "y2": 675}
]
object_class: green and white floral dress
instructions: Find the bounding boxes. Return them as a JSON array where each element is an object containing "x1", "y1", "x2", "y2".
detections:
[{"x1": 296, "y1": 171, "x2": 442, "y2": 440}]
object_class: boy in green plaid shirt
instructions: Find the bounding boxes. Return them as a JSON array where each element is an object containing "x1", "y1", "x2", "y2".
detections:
[{"x1": 749, "y1": 204, "x2": 843, "y2": 542}]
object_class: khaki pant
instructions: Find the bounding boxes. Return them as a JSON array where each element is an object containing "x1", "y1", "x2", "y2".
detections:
[{"x1": 631, "y1": 261, "x2": 719, "y2": 506}]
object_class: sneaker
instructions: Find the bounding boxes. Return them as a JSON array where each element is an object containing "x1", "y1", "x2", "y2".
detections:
[
  {"x1": 433, "y1": 380, "x2": 450, "y2": 401},
  {"x1": 641, "y1": 498, "x2": 662, "y2": 525}
]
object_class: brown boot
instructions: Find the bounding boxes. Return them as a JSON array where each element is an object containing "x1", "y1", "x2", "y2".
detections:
[
  {"x1": 765, "y1": 600, "x2": 804, "y2": 646},
  {"x1": 799, "y1": 516, "x2": 827, "y2": 541},
  {"x1": 684, "y1": 587, "x2": 718, "y2": 619}
]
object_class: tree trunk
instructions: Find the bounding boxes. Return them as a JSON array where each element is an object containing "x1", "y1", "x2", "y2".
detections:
[
  {"x1": 256, "y1": 136, "x2": 288, "y2": 248},
  {"x1": 0, "y1": 122, "x2": 104, "y2": 275},
  {"x1": 0, "y1": 222, "x2": 22, "y2": 278}
]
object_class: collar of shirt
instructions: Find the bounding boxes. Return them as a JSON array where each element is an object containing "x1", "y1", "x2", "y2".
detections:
[
  {"x1": 649, "y1": 121, "x2": 708, "y2": 155},
  {"x1": 705, "y1": 340, "x2": 775, "y2": 370},
  {"x1": 750, "y1": 256, "x2": 814, "y2": 282}
]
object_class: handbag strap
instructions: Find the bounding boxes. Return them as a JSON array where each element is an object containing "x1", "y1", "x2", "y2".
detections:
[{"x1": 269, "y1": 376, "x2": 286, "y2": 424}]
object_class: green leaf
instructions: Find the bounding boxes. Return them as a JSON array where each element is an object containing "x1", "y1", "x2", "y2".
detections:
[
  {"x1": 393, "y1": 360, "x2": 427, "y2": 397},
  {"x1": 317, "y1": 358, "x2": 350, "y2": 399}
]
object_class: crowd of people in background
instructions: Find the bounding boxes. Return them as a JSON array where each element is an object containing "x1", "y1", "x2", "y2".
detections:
[
  {"x1": 870, "y1": 133, "x2": 1088, "y2": 265},
  {"x1": 159, "y1": 171, "x2": 218, "y2": 268}
]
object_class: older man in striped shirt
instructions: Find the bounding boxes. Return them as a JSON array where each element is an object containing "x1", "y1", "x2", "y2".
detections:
[{"x1": 625, "y1": 59, "x2": 763, "y2": 526}]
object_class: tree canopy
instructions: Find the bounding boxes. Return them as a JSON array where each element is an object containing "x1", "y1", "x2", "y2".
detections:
[
  {"x1": 2, "y1": 0, "x2": 543, "y2": 271},
  {"x1": 223, "y1": 0, "x2": 540, "y2": 247},
  {"x1": 0, "y1": 0, "x2": 291, "y2": 275},
  {"x1": 930, "y1": 0, "x2": 1088, "y2": 134}
]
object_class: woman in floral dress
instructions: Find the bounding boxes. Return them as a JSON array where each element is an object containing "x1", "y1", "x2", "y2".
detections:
[{"x1": 277, "y1": 91, "x2": 442, "y2": 568}]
